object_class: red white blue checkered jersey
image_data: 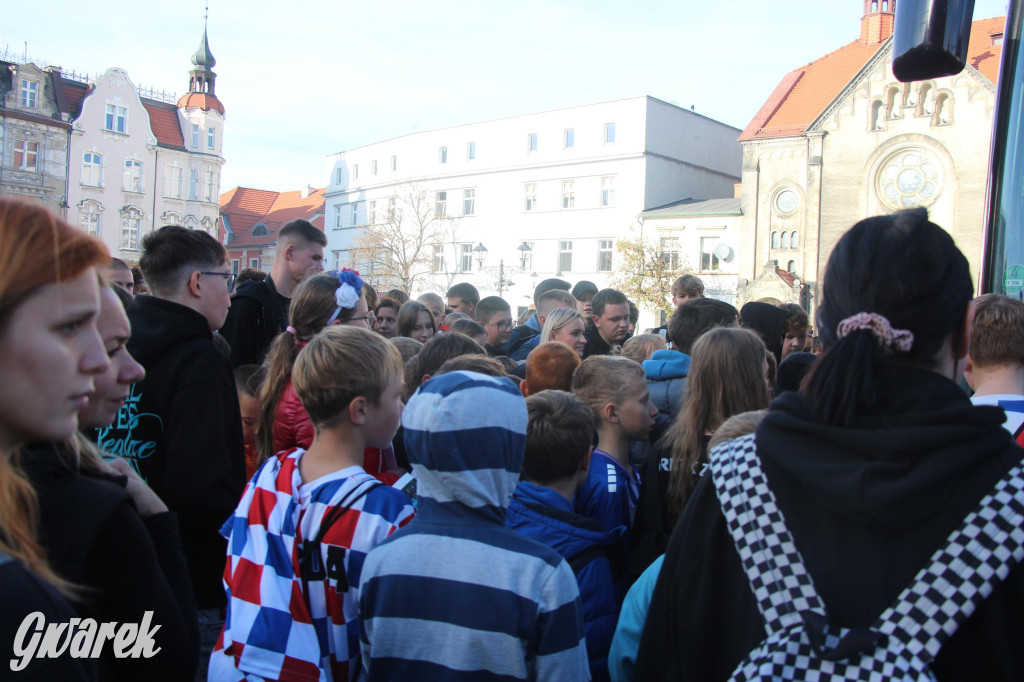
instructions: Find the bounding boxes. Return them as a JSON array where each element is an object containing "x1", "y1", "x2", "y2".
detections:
[{"x1": 210, "y1": 448, "x2": 415, "y2": 681}]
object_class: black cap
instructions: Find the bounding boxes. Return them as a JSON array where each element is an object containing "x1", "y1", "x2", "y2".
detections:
[{"x1": 572, "y1": 280, "x2": 599, "y2": 299}]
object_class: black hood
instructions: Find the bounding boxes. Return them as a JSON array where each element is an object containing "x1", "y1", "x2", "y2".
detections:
[
  {"x1": 757, "y1": 365, "x2": 1014, "y2": 532},
  {"x1": 740, "y1": 301, "x2": 788, "y2": 362},
  {"x1": 127, "y1": 295, "x2": 212, "y2": 366}
]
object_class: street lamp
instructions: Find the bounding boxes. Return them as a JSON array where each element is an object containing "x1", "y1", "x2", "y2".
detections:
[
  {"x1": 517, "y1": 241, "x2": 532, "y2": 268},
  {"x1": 473, "y1": 242, "x2": 488, "y2": 269}
]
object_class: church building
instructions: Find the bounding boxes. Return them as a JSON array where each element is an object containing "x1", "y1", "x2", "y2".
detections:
[{"x1": 735, "y1": 1, "x2": 1004, "y2": 314}]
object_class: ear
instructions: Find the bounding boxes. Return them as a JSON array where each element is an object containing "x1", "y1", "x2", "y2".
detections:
[
  {"x1": 187, "y1": 270, "x2": 202, "y2": 299},
  {"x1": 602, "y1": 402, "x2": 618, "y2": 424},
  {"x1": 420, "y1": 373, "x2": 432, "y2": 385},
  {"x1": 964, "y1": 353, "x2": 977, "y2": 390},
  {"x1": 580, "y1": 445, "x2": 593, "y2": 473},
  {"x1": 960, "y1": 299, "x2": 976, "y2": 359},
  {"x1": 284, "y1": 243, "x2": 295, "y2": 261},
  {"x1": 519, "y1": 379, "x2": 529, "y2": 397},
  {"x1": 537, "y1": 314, "x2": 546, "y2": 329},
  {"x1": 591, "y1": 314, "x2": 600, "y2": 327},
  {"x1": 348, "y1": 395, "x2": 368, "y2": 426}
]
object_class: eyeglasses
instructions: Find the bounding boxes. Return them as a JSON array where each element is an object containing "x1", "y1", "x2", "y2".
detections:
[
  {"x1": 345, "y1": 315, "x2": 376, "y2": 325},
  {"x1": 200, "y1": 271, "x2": 237, "y2": 293},
  {"x1": 486, "y1": 320, "x2": 514, "y2": 331}
]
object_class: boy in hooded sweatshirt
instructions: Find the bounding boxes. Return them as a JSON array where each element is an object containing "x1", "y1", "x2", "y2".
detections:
[
  {"x1": 211, "y1": 326, "x2": 414, "y2": 681},
  {"x1": 507, "y1": 390, "x2": 620, "y2": 681},
  {"x1": 358, "y1": 371, "x2": 589, "y2": 680}
]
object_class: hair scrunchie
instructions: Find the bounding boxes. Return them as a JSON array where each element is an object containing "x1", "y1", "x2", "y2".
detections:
[{"x1": 836, "y1": 312, "x2": 914, "y2": 353}]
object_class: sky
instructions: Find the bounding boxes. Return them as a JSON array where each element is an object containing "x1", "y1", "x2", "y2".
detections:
[{"x1": 2, "y1": 0, "x2": 1010, "y2": 192}]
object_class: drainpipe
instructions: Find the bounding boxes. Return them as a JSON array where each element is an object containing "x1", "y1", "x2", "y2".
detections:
[{"x1": 151, "y1": 147, "x2": 159, "y2": 236}]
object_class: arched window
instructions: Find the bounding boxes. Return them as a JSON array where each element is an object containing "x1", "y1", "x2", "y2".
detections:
[
  {"x1": 123, "y1": 159, "x2": 143, "y2": 192},
  {"x1": 919, "y1": 83, "x2": 933, "y2": 115},
  {"x1": 934, "y1": 93, "x2": 952, "y2": 125},
  {"x1": 82, "y1": 152, "x2": 103, "y2": 186},
  {"x1": 902, "y1": 83, "x2": 916, "y2": 108},
  {"x1": 871, "y1": 100, "x2": 885, "y2": 131},
  {"x1": 771, "y1": 232, "x2": 780, "y2": 249},
  {"x1": 184, "y1": 215, "x2": 198, "y2": 230},
  {"x1": 791, "y1": 231, "x2": 799, "y2": 248},
  {"x1": 79, "y1": 200, "x2": 102, "y2": 236},
  {"x1": 252, "y1": 223, "x2": 269, "y2": 237},
  {"x1": 787, "y1": 260, "x2": 797, "y2": 274},
  {"x1": 780, "y1": 231, "x2": 790, "y2": 249},
  {"x1": 120, "y1": 206, "x2": 142, "y2": 250},
  {"x1": 886, "y1": 87, "x2": 899, "y2": 119}
]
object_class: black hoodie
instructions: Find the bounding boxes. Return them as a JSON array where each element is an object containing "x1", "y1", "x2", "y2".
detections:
[
  {"x1": 635, "y1": 365, "x2": 1024, "y2": 681},
  {"x1": 219, "y1": 275, "x2": 289, "y2": 368},
  {"x1": 97, "y1": 295, "x2": 245, "y2": 609}
]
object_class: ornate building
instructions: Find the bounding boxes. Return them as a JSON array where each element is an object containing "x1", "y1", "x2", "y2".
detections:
[
  {"x1": 735, "y1": 1, "x2": 1004, "y2": 315},
  {"x1": 64, "y1": 26, "x2": 225, "y2": 261}
]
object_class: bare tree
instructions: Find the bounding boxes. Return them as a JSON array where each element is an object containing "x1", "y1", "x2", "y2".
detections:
[
  {"x1": 349, "y1": 182, "x2": 463, "y2": 295},
  {"x1": 609, "y1": 230, "x2": 690, "y2": 319}
]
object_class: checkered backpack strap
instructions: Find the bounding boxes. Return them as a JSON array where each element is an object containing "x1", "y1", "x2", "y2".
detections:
[
  {"x1": 870, "y1": 461, "x2": 1024, "y2": 668},
  {"x1": 709, "y1": 433, "x2": 827, "y2": 635}
]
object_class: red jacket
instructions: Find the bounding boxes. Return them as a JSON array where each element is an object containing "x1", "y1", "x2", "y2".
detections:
[{"x1": 273, "y1": 382, "x2": 401, "y2": 484}]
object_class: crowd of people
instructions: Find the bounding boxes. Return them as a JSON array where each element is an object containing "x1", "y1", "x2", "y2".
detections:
[{"x1": 1, "y1": 197, "x2": 1023, "y2": 681}]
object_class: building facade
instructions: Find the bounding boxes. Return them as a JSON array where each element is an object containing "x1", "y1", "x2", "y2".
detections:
[
  {"x1": 323, "y1": 96, "x2": 741, "y2": 319},
  {"x1": 735, "y1": 2, "x2": 1003, "y2": 315},
  {"x1": 63, "y1": 29, "x2": 225, "y2": 261},
  {"x1": 0, "y1": 59, "x2": 73, "y2": 212}
]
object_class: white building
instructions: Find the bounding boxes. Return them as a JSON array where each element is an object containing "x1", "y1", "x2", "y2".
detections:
[
  {"x1": 324, "y1": 96, "x2": 741, "y2": 319},
  {"x1": 65, "y1": 28, "x2": 225, "y2": 262}
]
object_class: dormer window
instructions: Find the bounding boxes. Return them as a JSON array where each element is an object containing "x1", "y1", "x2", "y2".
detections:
[
  {"x1": 992, "y1": 32, "x2": 1004, "y2": 47},
  {"x1": 21, "y1": 80, "x2": 38, "y2": 108},
  {"x1": 252, "y1": 223, "x2": 269, "y2": 237}
]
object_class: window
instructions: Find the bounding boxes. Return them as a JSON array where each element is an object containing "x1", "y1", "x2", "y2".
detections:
[
  {"x1": 791, "y1": 231, "x2": 799, "y2": 248},
  {"x1": 780, "y1": 231, "x2": 790, "y2": 249},
  {"x1": 372, "y1": 160, "x2": 378, "y2": 175},
  {"x1": 120, "y1": 207, "x2": 142, "y2": 250},
  {"x1": 435, "y1": 191, "x2": 447, "y2": 218},
  {"x1": 82, "y1": 152, "x2": 103, "y2": 186},
  {"x1": 562, "y1": 180, "x2": 575, "y2": 209},
  {"x1": 123, "y1": 159, "x2": 143, "y2": 192},
  {"x1": 250, "y1": 258, "x2": 260, "y2": 269},
  {"x1": 252, "y1": 223, "x2": 269, "y2": 237},
  {"x1": 162, "y1": 211, "x2": 182, "y2": 226},
  {"x1": 787, "y1": 260, "x2": 797, "y2": 274},
  {"x1": 432, "y1": 244, "x2": 445, "y2": 273},
  {"x1": 527, "y1": 133, "x2": 538, "y2": 152},
  {"x1": 771, "y1": 231, "x2": 780, "y2": 249},
  {"x1": 104, "y1": 104, "x2": 127, "y2": 133},
  {"x1": 459, "y1": 243, "x2": 473, "y2": 273},
  {"x1": 353, "y1": 164, "x2": 359, "y2": 180},
  {"x1": 163, "y1": 163, "x2": 183, "y2": 197},
  {"x1": 700, "y1": 236, "x2": 721, "y2": 272},
  {"x1": 439, "y1": 146, "x2": 448, "y2": 164},
  {"x1": 387, "y1": 197, "x2": 396, "y2": 218},
  {"x1": 336, "y1": 205, "x2": 344, "y2": 228},
  {"x1": 467, "y1": 142, "x2": 476, "y2": 160},
  {"x1": 13, "y1": 140, "x2": 38, "y2": 171},
  {"x1": 463, "y1": 189, "x2": 475, "y2": 216},
  {"x1": 332, "y1": 251, "x2": 342, "y2": 271},
  {"x1": 564, "y1": 128, "x2": 574, "y2": 149},
  {"x1": 191, "y1": 124, "x2": 200, "y2": 147},
  {"x1": 231, "y1": 259, "x2": 240, "y2": 276},
  {"x1": 525, "y1": 183, "x2": 537, "y2": 211},
  {"x1": 775, "y1": 189, "x2": 799, "y2": 214},
  {"x1": 351, "y1": 202, "x2": 359, "y2": 226},
  {"x1": 335, "y1": 168, "x2": 342, "y2": 185},
  {"x1": 660, "y1": 237, "x2": 681, "y2": 269},
  {"x1": 604, "y1": 122, "x2": 616, "y2": 144},
  {"x1": 79, "y1": 202, "x2": 101, "y2": 236},
  {"x1": 601, "y1": 176, "x2": 616, "y2": 207},
  {"x1": 207, "y1": 127, "x2": 215, "y2": 149},
  {"x1": 205, "y1": 169, "x2": 216, "y2": 202},
  {"x1": 189, "y1": 169, "x2": 199, "y2": 200},
  {"x1": 21, "y1": 80, "x2": 38, "y2": 108},
  {"x1": 598, "y1": 239, "x2": 613, "y2": 272},
  {"x1": 368, "y1": 200, "x2": 377, "y2": 225},
  {"x1": 391, "y1": 155, "x2": 397, "y2": 171},
  {"x1": 558, "y1": 241, "x2": 573, "y2": 273}
]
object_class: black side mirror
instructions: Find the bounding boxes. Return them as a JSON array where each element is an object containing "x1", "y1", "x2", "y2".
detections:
[{"x1": 893, "y1": 0, "x2": 976, "y2": 82}]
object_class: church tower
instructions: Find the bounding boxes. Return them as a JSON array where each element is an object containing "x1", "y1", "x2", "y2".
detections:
[{"x1": 861, "y1": 0, "x2": 896, "y2": 44}]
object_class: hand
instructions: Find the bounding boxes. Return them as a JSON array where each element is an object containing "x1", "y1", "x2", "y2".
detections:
[{"x1": 103, "y1": 458, "x2": 169, "y2": 518}]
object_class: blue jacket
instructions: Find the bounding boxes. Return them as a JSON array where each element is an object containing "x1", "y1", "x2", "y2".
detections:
[
  {"x1": 510, "y1": 332, "x2": 542, "y2": 361},
  {"x1": 508, "y1": 481, "x2": 621, "y2": 681},
  {"x1": 506, "y1": 314, "x2": 542, "y2": 358},
  {"x1": 642, "y1": 350, "x2": 691, "y2": 430}
]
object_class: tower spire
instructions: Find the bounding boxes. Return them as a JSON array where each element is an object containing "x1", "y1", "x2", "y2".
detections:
[{"x1": 861, "y1": 0, "x2": 895, "y2": 44}]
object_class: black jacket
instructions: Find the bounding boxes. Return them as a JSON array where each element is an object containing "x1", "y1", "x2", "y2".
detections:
[
  {"x1": 219, "y1": 275, "x2": 289, "y2": 368},
  {"x1": 635, "y1": 366, "x2": 1024, "y2": 681},
  {"x1": 20, "y1": 444, "x2": 198, "y2": 680},
  {"x1": 96, "y1": 295, "x2": 245, "y2": 609},
  {"x1": 583, "y1": 325, "x2": 615, "y2": 358}
]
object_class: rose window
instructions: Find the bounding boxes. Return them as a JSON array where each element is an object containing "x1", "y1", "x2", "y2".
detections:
[{"x1": 877, "y1": 150, "x2": 942, "y2": 211}]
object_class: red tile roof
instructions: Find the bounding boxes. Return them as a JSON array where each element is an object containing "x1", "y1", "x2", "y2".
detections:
[
  {"x1": 61, "y1": 79, "x2": 90, "y2": 119},
  {"x1": 142, "y1": 100, "x2": 186, "y2": 150},
  {"x1": 220, "y1": 187, "x2": 326, "y2": 249},
  {"x1": 740, "y1": 16, "x2": 1005, "y2": 141},
  {"x1": 177, "y1": 92, "x2": 225, "y2": 115}
]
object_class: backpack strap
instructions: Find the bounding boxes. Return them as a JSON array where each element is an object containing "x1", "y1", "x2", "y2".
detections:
[
  {"x1": 872, "y1": 461, "x2": 1024, "y2": 666},
  {"x1": 709, "y1": 433, "x2": 827, "y2": 635}
]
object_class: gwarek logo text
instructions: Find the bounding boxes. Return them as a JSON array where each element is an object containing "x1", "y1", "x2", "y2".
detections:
[{"x1": 10, "y1": 611, "x2": 160, "y2": 672}]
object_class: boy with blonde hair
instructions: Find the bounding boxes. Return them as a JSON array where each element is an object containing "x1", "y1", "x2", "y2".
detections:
[
  {"x1": 967, "y1": 294, "x2": 1024, "y2": 442},
  {"x1": 211, "y1": 326, "x2": 414, "y2": 681}
]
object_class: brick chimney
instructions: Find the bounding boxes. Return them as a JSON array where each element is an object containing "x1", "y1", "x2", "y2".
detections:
[{"x1": 861, "y1": 0, "x2": 895, "y2": 44}]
